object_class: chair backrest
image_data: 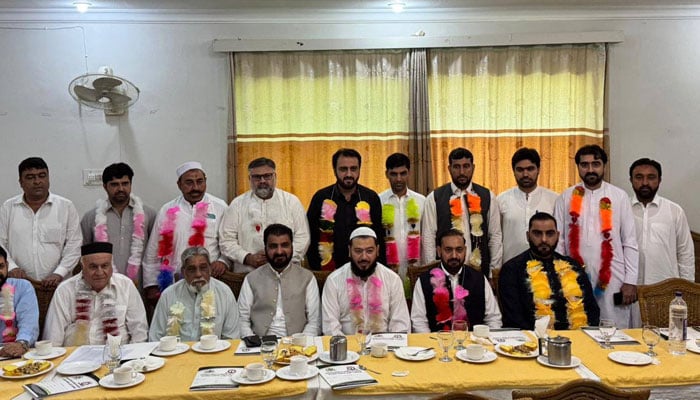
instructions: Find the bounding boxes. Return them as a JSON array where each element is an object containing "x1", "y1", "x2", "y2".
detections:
[
  {"x1": 217, "y1": 271, "x2": 248, "y2": 300},
  {"x1": 637, "y1": 278, "x2": 700, "y2": 327},
  {"x1": 311, "y1": 270, "x2": 332, "y2": 295},
  {"x1": 512, "y1": 379, "x2": 650, "y2": 400},
  {"x1": 28, "y1": 279, "x2": 57, "y2": 336},
  {"x1": 407, "y1": 261, "x2": 440, "y2": 305}
]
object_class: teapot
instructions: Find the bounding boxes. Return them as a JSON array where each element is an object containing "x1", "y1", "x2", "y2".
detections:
[{"x1": 540, "y1": 335, "x2": 572, "y2": 366}]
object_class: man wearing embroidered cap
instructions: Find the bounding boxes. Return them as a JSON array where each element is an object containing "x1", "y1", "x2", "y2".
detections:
[
  {"x1": 322, "y1": 227, "x2": 409, "y2": 335},
  {"x1": 142, "y1": 162, "x2": 231, "y2": 314},
  {"x1": 44, "y1": 242, "x2": 148, "y2": 345}
]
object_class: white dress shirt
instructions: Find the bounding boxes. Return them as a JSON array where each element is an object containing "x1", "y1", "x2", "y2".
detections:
[
  {"x1": 378, "y1": 188, "x2": 426, "y2": 279},
  {"x1": 497, "y1": 186, "x2": 558, "y2": 265},
  {"x1": 322, "y1": 263, "x2": 410, "y2": 336},
  {"x1": 554, "y1": 181, "x2": 639, "y2": 328},
  {"x1": 143, "y1": 194, "x2": 229, "y2": 288},
  {"x1": 421, "y1": 182, "x2": 502, "y2": 270},
  {"x1": 411, "y1": 264, "x2": 502, "y2": 332},
  {"x1": 0, "y1": 193, "x2": 82, "y2": 279},
  {"x1": 219, "y1": 189, "x2": 310, "y2": 273},
  {"x1": 43, "y1": 273, "x2": 148, "y2": 346}
]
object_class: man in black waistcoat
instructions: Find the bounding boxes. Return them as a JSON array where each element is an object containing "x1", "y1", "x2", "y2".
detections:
[
  {"x1": 411, "y1": 229, "x2": 502, "y2": 332},
  {"x1": 421, "y1": 148, "x2": 502, "y2": 279}
]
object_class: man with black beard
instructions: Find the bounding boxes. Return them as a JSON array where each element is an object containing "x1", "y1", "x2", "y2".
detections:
[
  {"x1": 307, "y1": 148, "x2": 384, "y2": 270},
  {"x1": 237, "y1": 224, "x2": 320, "y2": 337},
  {"x1": 412, "y1": 229, "x2": 502, "y2": 332},
  {"x1": 0, "y1": 245, "x2": 39, "y2": 358},
  {"x1": 500, "y1": 213, "x2": 599, "y2": 330},
  {"x1": 322, "y1": 227, "x2": 409, "y2": 336},
  {"x1": 554, "y1": 144, "x2": 638, "y2": 328}
]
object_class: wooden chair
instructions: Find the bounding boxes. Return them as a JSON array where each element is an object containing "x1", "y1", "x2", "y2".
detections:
[
  {"x1": 406, "y1": 261, "x2": 440, "y2": 308},
  {"x1": 28, "y1": 279, "x2": 57, "y2": 335},
  {"x1": 637, "y1": 278, "x2": 700, "y2": 327},
  {"x1": 311, "y1": 270, "x2": 332, "y2": 295},
  {"x1": 432, "y1": 392, "x2": 498, "y2": 400},
  {"x1": 218, "y1": 270, "x2": 248, "y2": 299},
  {"x1": 512, "y1": 379, "x2": 650, "y2": 400}
]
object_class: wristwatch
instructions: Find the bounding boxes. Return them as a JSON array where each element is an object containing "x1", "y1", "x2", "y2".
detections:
[{"x1": 16, "y1": 340, "x2": 29, "y2": 351}]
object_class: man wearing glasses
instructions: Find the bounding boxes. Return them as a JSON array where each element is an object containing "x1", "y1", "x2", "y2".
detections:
[{"x1": 220, "y1": 158, "x2": 309, "y2": 272}]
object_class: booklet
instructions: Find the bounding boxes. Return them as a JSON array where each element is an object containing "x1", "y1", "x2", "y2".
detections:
[
  {"x1": 367, "y1": 332, "x2": 408, "y2": 349},
  {"x1": 581, "y1": 327, "x2": 639, "y2": 344},
  {"x1": 23, "y1": 374, "x2": 99, "y2": 398},
  {"x1": 488, "y1": 330, "x2": 531, "y2": 344},
  {"x1": 319, "y1": 364, "x2": 378, "y2": 390},
  {"x1": 189, "y1": 366, "x2": 241, "y2": 391}
]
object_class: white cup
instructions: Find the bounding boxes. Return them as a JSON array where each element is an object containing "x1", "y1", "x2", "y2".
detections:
[
  {"x1": 200, "y1": 334, "x2": 218, "y2": 350},
  {"x1": 113, "y1": 366, "x2": 138, "y2": 385},
  {"x1": 466, "y1": 344, "x2": 485, "y2": 360},
  {"x1": 289, "y1": 355, "x2": 308, "y2": 376},
  {"x1": 35, "y1": 340, "x2": 52, "y2": 356},
  {"x1": 292, "y1": 333, "x2": 308, "y2": 347},
  {"x1": 370, "y1": 343, "x2": 388, "y2": 358},
  {"x1": 473, "y1": 324, "x2": 490, "y2": 338},
  {"x1": 245, "y1": 362, "x2": 265, "y2": 381},
  {"x1": 159, "y1": 335, "x2": 179, "y2": 352}
]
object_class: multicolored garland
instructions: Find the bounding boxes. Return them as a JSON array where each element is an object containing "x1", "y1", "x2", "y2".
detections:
[
  {"x1": 406, "y1": 198, "x2": 421, "y2": 264},
  {"x1": 466, "y1": 193, "x2": 483, "y2": 268},
  {"x1": 347, "y1": 275, "x2": 383, "y2": 332},
  {"x1": 319, "y1": 199, "x2": 337, "y2": 271},
  {"x1": 0, "y1": 283, "x2": 17, "y2": 343},
  {"x1": 381, "y1": 204, "x2": 399, "y2": 269},
  {"x1": 526, "y1": 259, "x2": 588, "y2": 329},
  {"x1": 430, "y1": 268, "x2": 469, "y2": 327},
  {"x1": 356, "y1": 201, "x2": 371, "y2": 226},
  {"x1": 67, "y1": 280, "x2": 120, "y2": 345}
]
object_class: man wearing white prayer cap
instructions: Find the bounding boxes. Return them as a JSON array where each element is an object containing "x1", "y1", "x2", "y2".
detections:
[
  {"x1": 321, "y1": 227, "x2": 410, "y2": 336},
  {"x1": 142, "y1": 162, "x2": 231, "y2": 316}
]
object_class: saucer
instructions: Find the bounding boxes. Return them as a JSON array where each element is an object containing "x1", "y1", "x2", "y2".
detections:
[
  {"x1": 192, "y1": 340, "x2": 232, "y2": 353},
  {"x1": 536, "y1": 355, "x2": 581, "y2": 369},
  {"x1": 394, "y1": 347, "x2": 436, "y2": 361},
  {"x1": 318, "y1": 351, "x2": 360, "y2": 365},
  {"x1": 24, "y1": 347, "x2": 67, "y2": 360},
  {"x1": 608, "y1": 351, "x2": 653, "y2": 366},
  {"x1": 276, "y1": 365, "x2": 319, "y2": 381},
  {"x1": 232, "y1": 368, "x2": 275, "y2": 384},
  {"x1": 56, "y1": 360, "x2": 101, "y2": 375},
  {"x1": 122, "y1": 356, "x2": 166, "y2": 373},
  {"x1": 99, "y1": 372, "x2": 145, "y2": 389},
  {"x1": 152, "y1": 343, "x2": 189, "y2": 356},
  {"x1": 456, "y1": 350, "x2": 497, "y2": 364}
]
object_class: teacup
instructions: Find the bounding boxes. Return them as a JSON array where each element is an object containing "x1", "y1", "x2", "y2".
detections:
[
  {"x1": 35, "y1": 340, "x2": 53, "y2": 356},
  {"x1": 245, "y1": 362, "x2": 265, "y2": 381},
  {"x1": 371, "y1": 343, "x2": 388, "y2": 358},
  {"x1": 159, "y1": 336, "x2": 179, "y2": 352},
  {"x1": 113, "y1": 366, "x2": 138, "y2": 385},
  {"x1": 292, "y1": 333, "x2": 308, "y2": 347},
  {"x1": 466, "y1": 344, "x2": 485, "y2": 360},
  {"x1": 200, "y1": 334, "x2": 218, "y2": 350},
  {"x1": 289, "y1": 355, "x2": 308, "y2": 376},
  {"x1": 473, "y1": 324, "x2": 490, "y2": 338}
]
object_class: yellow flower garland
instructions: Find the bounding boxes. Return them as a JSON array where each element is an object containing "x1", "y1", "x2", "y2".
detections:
[{"x1": 526, "y1": 259, "x2": 588, "y2": 329}]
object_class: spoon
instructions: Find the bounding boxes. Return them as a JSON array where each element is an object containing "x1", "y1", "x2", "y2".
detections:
[{"x1": 358, "y1": 365, "x2": 381, "y2": 374}]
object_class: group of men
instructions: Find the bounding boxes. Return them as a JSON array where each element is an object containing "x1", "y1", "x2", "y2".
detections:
[{"x1": 0, "y1": 143, "x2": 694, "y2": 355}]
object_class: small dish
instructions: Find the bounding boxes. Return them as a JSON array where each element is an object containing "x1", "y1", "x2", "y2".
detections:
[
  {"x1": 23, "y1": 347, "x2": 67, "y2": 360},
  {"x1": 192, "y1": 340, "x2": 232, "y2": 353},
  {"x1": 99, "y1": 372, "x2": 145, "y2": 389},
  {"x1": 456, "y1": 349, "x2": 497, "y2": 364},
  {"x1": 56, "y1": 360, "x2": 101, "y2": 375},
  {"x1": 232, "y1": 368, "x2": 276, "y2": 384},
  {"x1": 608, "y1": 351, "x2": 653, "y2": 366},
  {"x1": 536, "y1": 355, "x2": 581, "y2": 369},
  {"x1": 276, "y1": 365, "x2": 319, "y2": 381},
  {"x1": 494, "y1": 344, "x2": 538, "y2": 359},
  {"x1": 0, "y1": 360, "x2": 54, "y2": 379},
  {"x1": 318, "y1": 351, "x2": 360, "y2": 365},
  {"x1": 151, "y1": 343, "x2": 189, "y2": 356},
  {"x1": 394, "y1": 347, "x2": 436, "y2": 361},
  {"x1": 275, "y1": 352, "x2": 319, "y2": 365},
  {"x1": 122, "y1": 356, "x2": 166, "y2": 373}
]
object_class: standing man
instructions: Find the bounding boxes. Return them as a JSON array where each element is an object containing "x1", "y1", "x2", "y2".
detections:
[
  {"x1": 81, "y1": 163, "x2": 156, "y2": 286},
  {"x1": 0, "y1": 245, "x2": 39, "y2": 358},
  {"x1": 307, "y1": 148, "x2": 384, "y2": 271},
  {"x1": 1, "y1": 157, "x2": 81, "y2": 288},
  {"x1": 554, "y1": 145, "x2": 638, "y2": 328},
  {"x1": 379, "y1": 153, "x2": 425, "y2": 280},
  {"x1": 220, "y1": 158, "x2": 309, "y2": 273},
  {"x1": 498, "y1": 148, "x2": 558, "y2": 265},
  {"x1": 421, "y1": 148, "x2": 502, "y2": 278}
]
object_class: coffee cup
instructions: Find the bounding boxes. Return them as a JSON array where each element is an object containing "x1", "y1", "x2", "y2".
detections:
[
  {"x1": 245, "y1": 362, "x2": 265, "y2": 381},
  {"x1": 200, "y1": 334, "x2": 218, "y2": 350},
  {"x1": 466, "y1": 344, "x2": 485, "y2": 360},
  {"x1": 289, "y1": 355, "x2": 308, "y2": 376},
  {"x1": 371, "y1": 343, "x2": 388, "y2": 358},
  {"x1": 292, "y1": 333, "x2": 309, "y2": 347},
  {"x1": 113, "y1": 366, "x2": 138, "y2": 385},
  {"x1": 159, "y1": 336, "x2": 179, "y2": 352},
  {"x1": 473, "y1": 324, "x2": 490, "y2": 338},
  {"x1": 35, "y1": 340, "x2": 52, "y2": 356}
]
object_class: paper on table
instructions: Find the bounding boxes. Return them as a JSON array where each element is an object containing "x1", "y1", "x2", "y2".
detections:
[
  {"x1": 488, "y1": 330, "x2": 531, "y2": 344},
  {"x1": 235, "y1": 341, "x2": 260, "y2": 355},
  {"x1": 23, "y1": 374, "x2": 99, "y2": 398},
  {"x1": 367, "y1": 333, "x2": 408, "y2": 348},
  {"x1": 62, "y1": 343, "x2": 158, "y2": 364},
  {"x1": 190, "y1": 366, "x2": 240, "y2": 391},
  {"x1": 319, "y1": 364, "x2": 377, "y2": 390},
  {"x1": 581, "y1": 328, "x2": 639, "y2": 344}
]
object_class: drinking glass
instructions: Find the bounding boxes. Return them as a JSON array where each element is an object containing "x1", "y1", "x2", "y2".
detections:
[
  {"x1": 452, "y1": 320, "x2": 468, "y2": 351},
  {"x1": 436, "y1": 331, "x2": 454, "y2": 362},
  {"x1": 599, "y1": 318, "x2": 617, "y2": 349},
  {"x1": 355, "y1": 324, "x2": 370, "y2": 355},
  {"x1": 102, "y1": 344, "x2": 122, "y2": 374},
  {"x1": 642, "y1": 325, "x2": 660, "y2": 357},
  {"x1": 261, "y1": 341, "x2": 278, "y2": 369}
]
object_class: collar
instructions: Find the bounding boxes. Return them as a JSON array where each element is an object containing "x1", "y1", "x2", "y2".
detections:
[
  {"x1": 439, "y1": 263, "x2": 463, "y2": 279},
  {"x1": 16, "y1": 192, "x2": 54, "y2": 206},
  {"x1": 450, "y1": 182, "x2": 473, "y2": 195},
  {"x1": 185, "y1": 280, "x2": 211, "y2": 296},
  {"x1": 266, "y1": 263, "x2": 291, "y2": 277},
  {"x1": 80, "y1": 274, "x2": 116, "y2": 295},
  {"x1": 517, "y1": 186, "x2": 539, "y2": 197},
  {"x1": 578, "y1": 181, "x2": 606, "y2": 194},
  {"x1": 177, "y1": 193, "x2": 209, "y2": 209},
  {"x1": 632, "y1": 194, "x2": 660, "y2": 208}
]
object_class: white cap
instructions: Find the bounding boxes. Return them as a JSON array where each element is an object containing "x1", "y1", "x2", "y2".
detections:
[
  {"x1": 349, "y1": 226, "x2": 377, "y2": 241},
  {"x1": 176, "y1": 161, "x2": 205, "y2": 178}
]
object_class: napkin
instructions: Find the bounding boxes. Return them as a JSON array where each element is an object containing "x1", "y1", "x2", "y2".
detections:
[
  {"x1": 107, "y1": 333, "x2": 122, "y2": 358},
  {"x1": 534, "y1": 316, "x2": 550, "y2": 338}
]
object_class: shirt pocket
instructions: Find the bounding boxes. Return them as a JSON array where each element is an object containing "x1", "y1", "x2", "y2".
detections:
[
  {"x1": 40, "y1": 224, "x2": 65, "y2": 244},
  {"x1": 205, "y1": 214, "x2": 218, "y2": 239}
]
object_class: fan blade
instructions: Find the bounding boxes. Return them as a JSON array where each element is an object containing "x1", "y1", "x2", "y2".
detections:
[
  {"x1": 104, "y1": 92, "x2": 132, "y2": 105},
  {"x1": 93, "y1": 77, "x2": 122, "y2": 91},
  {"x1": 73, "y1": 85, "x2": 101, "y2": 102}
]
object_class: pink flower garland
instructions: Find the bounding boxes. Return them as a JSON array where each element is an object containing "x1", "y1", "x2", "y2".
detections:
[
  {"x1": 430, "y1": 268, "x2": 469, "y2": 326},
  {"x1": 188, "y1": 202, "x2": 209, "y2": 247},
  {"x1": 157, "y1": 206, "x2": 179, "y2": 291},
  {"x1": 346, "y1": 275, "x2": 383, "y2": 331},
  {"x1": 0, "y1": 283, "x2": 17, "y2": 343}
]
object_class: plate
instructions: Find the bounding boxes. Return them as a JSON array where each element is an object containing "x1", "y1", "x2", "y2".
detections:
[
  {"x1": 394, "y1": 347, "x2": 436, "y2": 361},
  {"x1": 0, "y1": 360, "x2": 54, "y2": 379},
  {"x1": 56, "y1": 360, "x2": 101, "y2": 375},
  {"x1": 318, "y1": 351, "x2": 360, "y2": 365},
  {"x1": 232, "y1": 368, "x2": 276, "y2": 384},
  {"x1": 494, "y1": 344, "x2": 538, "y2": 359},
  {"x1": 192, "y1": 340, "x2": 232, "y2": 353},
  {"x1": 24, "y1": 347, "x2": 67, "y2": 360},
  {"x1": 536, "y1": 355, "x2": 581, "y2": 369},
  {"x1": 687, "y1": 341, "x2": 700, "y2": 354},
  {"x1": 275, "y1": 352, "x2": 319, "y2": 365},
  {"x1": 608, "y1": 351, "x2": 653, "y2": 366},
  {"x1": 99, "y1": 372, "x2": 145, "y2": 389},
  {"x1": 276, "y1": 365, "x2": 319, "y2": 381},
  {"x1": 456, "y1": 350, "x2": 497, "y2": 364},
  {"x1": 152, "y1": 343, "x2": 189, "y2": 356},
  {"x1": 122, "y1": 356, "x2": 166, "y2": 373}
]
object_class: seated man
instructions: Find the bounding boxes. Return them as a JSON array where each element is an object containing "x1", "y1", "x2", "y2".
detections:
[
  {"x1": 412, "y1": 229, "x2": 502, "y2": 332},
  {"x1": 44, "y1": 242, "x2": 148, "y2": 345},
  {"x1": 238, "y1": 224, "x2": 319, "y2": 338},
  {"x1": 322, "y1": 227, "x2": 409, "y2": 336},
  {"x1": 499, "y1": 212, "x2": 600, "y2": 330},
  {"x1": 0, "y1": 245, "x2": 39, "y2": 358},
  {"x1": 149, "y1": 246, "x2": 240, "y2": 341}
]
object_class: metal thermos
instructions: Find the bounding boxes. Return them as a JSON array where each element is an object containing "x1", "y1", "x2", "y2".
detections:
[
  {"x1": 547, "y1": 335, "x2": 572, "y2": 366},
  {"x1": 330, "y1": 335, "x2": 347, "y2": 361}
]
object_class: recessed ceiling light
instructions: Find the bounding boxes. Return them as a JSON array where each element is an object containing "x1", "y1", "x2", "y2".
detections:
[
  {"x1": 73, "y1": 1, "x2": 92, "y2": 13},
  {"x1": 388, "y1": 1, "x2": 406, "y2": 13}
]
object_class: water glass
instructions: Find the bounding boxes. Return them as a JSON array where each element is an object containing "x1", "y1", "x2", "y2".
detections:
[
  {"x1": 452, "y1": 320, "x2": 468, "y2": 351},
  {"x1": 355, "y1": 324, "x2": 370, "y2": 355},
  {"x1": 102, "y1": 344, "x2": 122, "y2": 374},
  {"x1": 261, "y1": 340, "x2": 277, "y2": 369},
  {"x1": 599, "y1": 318, "x2": 617, "y2": 349},
  {"x1": 436, "y1": 330, "x2": 454, "y2": 362},
  {"x1": 642, "y1": 325, "x2": 660, "y2": 357}
]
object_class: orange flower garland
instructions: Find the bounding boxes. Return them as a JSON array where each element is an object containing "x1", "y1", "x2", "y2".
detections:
[{"x1": 466, "y1": 193, "x2": 483, "y2": 268}]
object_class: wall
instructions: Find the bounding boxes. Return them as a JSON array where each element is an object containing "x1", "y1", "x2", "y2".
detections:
[{"x1": 0, "y1": 10, "x2": 698, "y2": 230}]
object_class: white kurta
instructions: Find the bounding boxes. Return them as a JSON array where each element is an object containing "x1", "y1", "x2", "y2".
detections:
[
  {"x1": 0, "y1": 193, "x2": 82, "y2": 279},
  {"x1": 378, "y1": 188, "x2": 426, "y2": 279},
  {"x1": 554, "y1": 181, "x2": 639, "y2": 328},
  {"x1": 421, "y1": 182, "x2": 502, "y2": 270},
  {"x1": 497, "y1": 186, "x2": 558, "y2": 265},
  {"x1": 142, "y1": 194, "x2": 229, "y2": 288},
  {"x1": 43, "y1": 273, "x2": 148, "y2": 346},
  {"x1": 219, "y1": 189, "x2": 310, "y2": 273},
  {"x1": 322, "y1": 263, "x2": 410, "y2": 336}
]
